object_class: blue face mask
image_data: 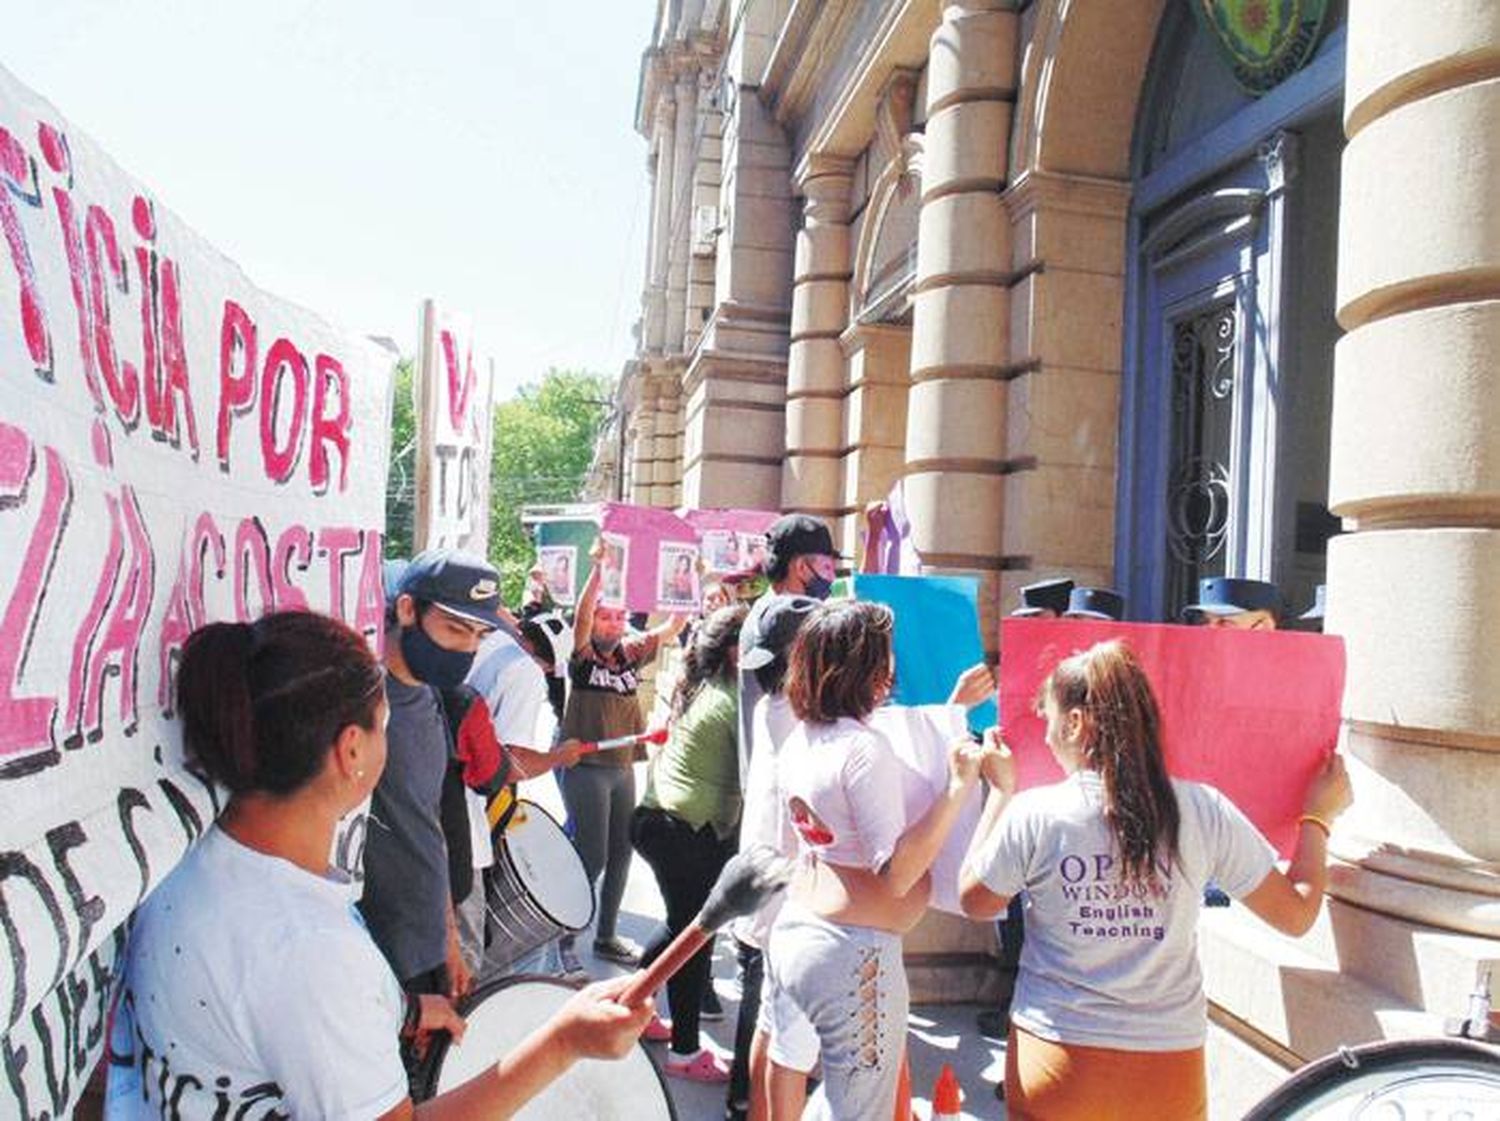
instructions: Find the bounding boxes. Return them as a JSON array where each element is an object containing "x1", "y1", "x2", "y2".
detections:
[
  {"x1": 400, "y1": 622, "x2": 475, "y2": 689},
  {"x1": 804, "y1": 573, "x2": 834, "y2": 601}
]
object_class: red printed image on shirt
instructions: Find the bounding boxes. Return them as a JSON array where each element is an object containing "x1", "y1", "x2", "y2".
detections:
[{"x1": 788, "y1": 796, "x2": 835, "y2": 847}]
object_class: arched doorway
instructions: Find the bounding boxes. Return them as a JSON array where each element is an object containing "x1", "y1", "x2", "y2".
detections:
[{"x1": 1117, "y1": 2, "x2": 1347, "y2": 620}]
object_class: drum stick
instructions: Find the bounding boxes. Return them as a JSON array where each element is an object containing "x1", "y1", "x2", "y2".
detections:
[
  {"x1": 577, "y1": 727, "x2": 669, "y2": 755},
  {"x1": 618, "y1": 846, "x2": 791, "y2": 1010}
]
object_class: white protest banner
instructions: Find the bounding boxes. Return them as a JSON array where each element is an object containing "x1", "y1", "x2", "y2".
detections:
[
  {"x1": 414, "y1": 298, "x2": 494, "y2": 554},
  {"x1": 870, "y1": 703, "x2": 983, "y2": 915},
  {"x1": 0, "y1": 62, "x2": 393, "y2": 1115}
]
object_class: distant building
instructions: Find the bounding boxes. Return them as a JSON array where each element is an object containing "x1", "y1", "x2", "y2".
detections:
[{"x1": 601, "y1": 2, "x2": 1500, "y2": 1113}]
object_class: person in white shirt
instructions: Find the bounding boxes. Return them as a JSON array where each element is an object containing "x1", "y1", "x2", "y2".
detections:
[
  {"x1": 959, "y1": 638, "x2": 1351, "y2": 1120},
  {"x1": 763, "y1": 600, "x2": 987, "y2": 1121},
  {"x1": 726, "y1": 594, "x2": 817, "y2": 1121},
  {"x1": 106, "y1": 610, "x2": 652, "y2": 1120}
]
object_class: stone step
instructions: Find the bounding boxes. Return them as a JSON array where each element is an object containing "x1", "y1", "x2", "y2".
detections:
[
  {"x1": 1204, "y1": 1016, "x2": 1297, "y2": 1121},
  {"x1": 1289, "y1": 895, "x2": 1500, "y2": 1020},
  {"x1": 1199, "y1": 906, "x2": 1445, "y2": 1063}
]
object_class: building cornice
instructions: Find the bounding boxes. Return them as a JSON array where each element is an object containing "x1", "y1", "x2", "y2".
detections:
[
  {"x1": 1000, "y1": 168, "x2": 1133, "y2": 222},
  {"x1": 789, "y1": 0, "x2": 941, "y2": 184}
]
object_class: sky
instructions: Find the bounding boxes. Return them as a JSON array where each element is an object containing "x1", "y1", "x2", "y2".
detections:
[{"x1": 2, "y1": 0, "x2": 658, "y2": 401}]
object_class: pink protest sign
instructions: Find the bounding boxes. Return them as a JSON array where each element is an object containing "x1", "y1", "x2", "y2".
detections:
[
  {"x1": 999, "y1": 619, "x2": 1346, "y2": 858},
  {"x1": 682, "y1": 507, "x2": 779, "y2": 575},
  {"x1": 599, "y1": 503, "x2": 700, "y2": 613}
]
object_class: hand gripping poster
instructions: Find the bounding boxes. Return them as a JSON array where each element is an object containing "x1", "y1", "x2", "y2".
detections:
[{"x1": 0, "y1": 63, "x2": 393, "y2": 1114}]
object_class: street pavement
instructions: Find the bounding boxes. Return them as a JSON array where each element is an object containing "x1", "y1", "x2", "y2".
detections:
[{"x1": 517, "y1": 768, "x2": 1007, "y2": 1120}]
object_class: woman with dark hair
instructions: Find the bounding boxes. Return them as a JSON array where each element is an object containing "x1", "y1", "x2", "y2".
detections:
[
  {"x1": 630, "y1": 602, "x2": 748, "y2": 1082},
  {"x1": 763, "y1": 600, "x2": 985, "y2": 1119},
  {"x1": 106, "y1": 610, "x2": 652, "y2": 1119},
  {"x1": 959, "y1": 639, "x2": 1351, "y2": 1120}
]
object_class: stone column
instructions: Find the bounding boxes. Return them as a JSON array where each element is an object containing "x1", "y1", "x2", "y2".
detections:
[
  {"x1": 997, "y1": 171, "x2": 1128, "y2": 619},
  {"x1": 838, "y1": 324, "x2": 912, "y2": 557},
  {"x1": 903, "y1": 1, "x2": 1018, "y2": 641},
  {"x1": 781, "y1": 156, "x2": 853, "y2": 520},
  {"x1": 645, "y1": 97, "x2": 676, "y2": 355},
  {"x1": 1328, "y1": 2, "x2": 1500, "y2": 947},
  {"x1": 665, "y1": 66, "x2": 698, "y2": 354},
  {"x1": 649, "y1": 378, "x2": 684, "y2": 508},
  {"x1": 629, "y1": 389, "x2": 658, "y2": 507}
]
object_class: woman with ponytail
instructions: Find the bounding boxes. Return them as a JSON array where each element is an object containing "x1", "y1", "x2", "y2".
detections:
[
  {"x1": 107, "y1": 611, "x2": 652, "y2": 1120},
  {"x1": 959, "y1": 639, "x2": 1352, "y2": 1120},
  {"x1": 631, "y1": 602, "x2": 748, "y2": 1082}
]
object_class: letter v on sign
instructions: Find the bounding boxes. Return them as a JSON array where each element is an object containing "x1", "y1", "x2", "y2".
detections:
[{"x1": 439, "y1": 329, "x2": 475, "y2": 433}]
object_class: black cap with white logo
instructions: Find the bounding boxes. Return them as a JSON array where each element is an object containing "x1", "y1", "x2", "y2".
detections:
[{"x1": 398, "y1": 548, "x2": 505, "y2": 630}]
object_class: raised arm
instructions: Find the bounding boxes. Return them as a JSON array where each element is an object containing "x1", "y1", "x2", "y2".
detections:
[
  {"x1": 1240, "y1": 753, "x2": 1352, "y2": 935},
  {"x1": 882, "y1": 736, "x2": 985, "y2": 897},
  {"x1": 858, "y1": 500, "x2": 888, "y2": 575},
  {"x1": 647, "y1": 611, "x2": 688, "y2": 646},
  {"x1": 959, "y1": 729, "x2": 1016, "y2": 920},
  {"x1": 573, "y1": 539, "x2": 605, "y2": 655}
]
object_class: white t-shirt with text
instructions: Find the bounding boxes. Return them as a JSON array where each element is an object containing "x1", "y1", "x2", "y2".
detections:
[
  {"x1": 967, "y1": 772, "x2": 1276, "y2": 1051},
  {"x1": 106, "y1": 826, "x2": 408, "y2": 1119}
]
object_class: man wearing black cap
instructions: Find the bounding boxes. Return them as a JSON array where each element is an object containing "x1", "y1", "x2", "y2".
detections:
[
  {"x1": 737, "y1": 515, "x2": 839, "y2": 782},
  {"x1": 361, "y1": 549, "x2": 504, "y2": 1029}
]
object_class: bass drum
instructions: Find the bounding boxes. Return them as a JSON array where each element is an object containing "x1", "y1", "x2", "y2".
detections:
[
  {"x1": 417, "y1": 975, "x2": 677, "y2": 1119},
  {"x1": 1242, "y1": 1038, "x2": 1500, "y2": 1120}
]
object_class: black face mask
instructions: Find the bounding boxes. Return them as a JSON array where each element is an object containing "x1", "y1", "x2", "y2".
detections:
[
  {"x1": 804, "y1": 573, "x2": 834, "y2": 601},
  {"x1": 400, "y1": 622, "x2": 475, "y2": 689}
]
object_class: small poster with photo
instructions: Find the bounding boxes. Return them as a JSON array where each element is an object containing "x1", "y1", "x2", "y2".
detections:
[
  {"x1": 599, "y1": 532, "x2": 629, "y2": 608},
  {"x1": 537, "y1": 545, "x2": 577, "y2": 606},
  {"x1": 701, "y1": 529, "x2": 742, "y2": 574},
  {"x1": 737, "y1": 532, "x2": 769, "y2": 572},
  {"x1": 657, "y1": 541, "x2": 701, "y2": 611}
]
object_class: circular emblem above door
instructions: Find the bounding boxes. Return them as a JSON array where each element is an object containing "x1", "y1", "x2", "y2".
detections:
[{"x1": 1193, "y1": 0, "x2": 1329, "y2": 95}]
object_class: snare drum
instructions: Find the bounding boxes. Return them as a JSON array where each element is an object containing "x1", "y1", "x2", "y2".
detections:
[
  {"x1": 418, "y1": 976, "x2": 677, "y2": 1118},
  {"x1": 484, "y1": 800, "x2": 595, "y2": 970}
]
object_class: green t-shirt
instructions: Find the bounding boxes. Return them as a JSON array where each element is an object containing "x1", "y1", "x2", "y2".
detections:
[{"x1": 643, "y1": 678, "x2": 741, "y2": 839}]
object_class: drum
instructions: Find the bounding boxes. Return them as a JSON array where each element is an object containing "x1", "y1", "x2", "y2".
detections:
[
  {"x1": 418, "y1": 976, "x2": 677, "y2": 1118},
  {"x1": 484, "y1": 800, "x2": 595, "y2": 970},
  {"x1": 1242, "y1": 1038, "x2": 1500, "y2": 1119}
]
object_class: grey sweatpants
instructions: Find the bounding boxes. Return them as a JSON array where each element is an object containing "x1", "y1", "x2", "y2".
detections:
[
  {"x1": 766, "y1": 903, "x2": 908, "y2": 1121},
  {"x1": 559, "y1": 763, "x2": 635, "y2": 942}
]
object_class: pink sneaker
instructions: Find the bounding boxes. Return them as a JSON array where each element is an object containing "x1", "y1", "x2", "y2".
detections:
[
  {"x1": 642, "y1": 1014, "x2": 672, "y2": 1043},
  {"x1": 664, "y1": 1048, "x2": 731, "y2": 1083}
]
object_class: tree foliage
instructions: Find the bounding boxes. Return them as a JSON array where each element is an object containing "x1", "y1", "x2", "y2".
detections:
[
  {"x1": 384, "y1": 364, "x2": 610, "y2": 606},
  {"x1": 384, "y1": 357, "x2": 418, "y2": 560},
  {"x1": 489, "y1": 368, "x2": 613, "y2": 604}
]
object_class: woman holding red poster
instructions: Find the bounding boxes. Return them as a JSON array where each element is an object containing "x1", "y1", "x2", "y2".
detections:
[{"x1": 959, "y1": 640, "x2": 1352, "y2": 1120}]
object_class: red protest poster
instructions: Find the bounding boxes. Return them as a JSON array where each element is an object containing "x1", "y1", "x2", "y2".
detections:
[{"x1": 999, "y1": 619, "x2": 1346, "y2": 857}]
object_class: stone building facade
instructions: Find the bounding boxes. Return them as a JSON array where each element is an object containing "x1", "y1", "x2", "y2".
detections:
[{"x1": 600, "y1": 1, "x2": 1500, "y2": 1111}]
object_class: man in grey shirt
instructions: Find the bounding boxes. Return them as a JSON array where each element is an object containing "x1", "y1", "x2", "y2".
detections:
[{"x1": 360, "y1": 551, "x2": 504, "y2": 1009}]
